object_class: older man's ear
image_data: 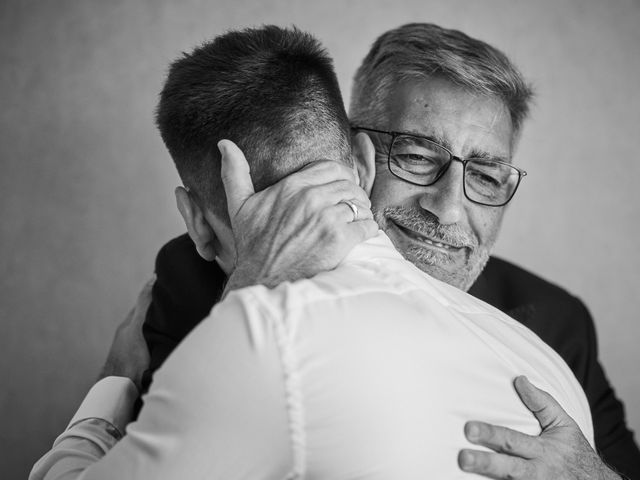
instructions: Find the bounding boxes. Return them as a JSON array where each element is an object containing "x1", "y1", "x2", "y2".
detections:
[
  {"x1": 175, "y1": 186, "x2": 218, "y2": 262},
  {"x1": 352, "y1": 131, "x2": 376, "y2": 197}
]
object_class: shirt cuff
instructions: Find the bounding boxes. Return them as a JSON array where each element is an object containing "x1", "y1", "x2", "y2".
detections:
[{"x1": 68, "y1": 376, "x2": 138, "y2": 435}]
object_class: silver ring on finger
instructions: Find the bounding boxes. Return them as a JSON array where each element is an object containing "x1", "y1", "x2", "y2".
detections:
[{"x1": 341, "y1": 200, "x2": 358, "y2": 222}]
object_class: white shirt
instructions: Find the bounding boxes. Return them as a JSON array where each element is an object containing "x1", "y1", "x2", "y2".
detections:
[
  {"x1": 31, "y1": 232, "x2": 593, "y2": 480},
  {"x1": 30, "y1": 376, "x2": 138, "y2": 480}
]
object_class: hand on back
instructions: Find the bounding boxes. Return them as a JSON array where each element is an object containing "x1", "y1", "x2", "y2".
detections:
[
  {"x1": 459, "y1": 376, "x2": 622, "y2": 480},
  {"x1": 99, "y1": 276, "x2": 154, "y2": 392}
]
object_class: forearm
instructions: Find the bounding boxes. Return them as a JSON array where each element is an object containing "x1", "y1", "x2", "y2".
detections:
[
  {"x1": 37, "y1": 292, "x2": 291, "y2": 480},
  {"x1": 29, "y1": 377, "x2": 137, "y2": 480}
]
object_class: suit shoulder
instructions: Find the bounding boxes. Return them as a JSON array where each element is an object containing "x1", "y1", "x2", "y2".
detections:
[
  {"x1": 485, "y1": 256, "x2": 580, "y2": 303},
  {"x1": 479, "y1": 257, "x2": 598, "y2": 373},
  {"x1": 481, "y1": 256, "x2": 593, "y2": 328},
  {"x1": 156, "y1": 233, "x2": 197, "y2": 263},
  {"x1": 154, "y1": 234, "x2": 207, "y2": 274},
  {"x1": 153, "y1": 233, "x2": 225, "y2": 294}
]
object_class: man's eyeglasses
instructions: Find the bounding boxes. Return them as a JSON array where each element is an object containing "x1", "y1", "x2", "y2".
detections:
[{"x1": 352, "y1": 126, "x2": 527, "y2": 207}]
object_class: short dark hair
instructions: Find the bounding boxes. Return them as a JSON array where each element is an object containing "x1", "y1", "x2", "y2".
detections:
[
  {"x1": 350, "y1": 23, "x2": 534, "y2": 141},
  {"x1": 156, "y1": 25, "x2": 351, "y2": 217}
]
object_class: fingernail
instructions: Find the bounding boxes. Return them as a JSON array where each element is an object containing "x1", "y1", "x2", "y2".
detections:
[
  {"x1": 217, "y1": 140, "x2": 226, "y2": 154},
  {"x1": 459, "y1": 451, "x2": 475, "y2": 469},
  {"x1": 466, "y1": 422, "x2": 480, "y2": 440}
]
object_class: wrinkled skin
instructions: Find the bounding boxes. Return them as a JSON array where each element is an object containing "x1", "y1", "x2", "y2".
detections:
[
  {"x1": 218, "y1": 139, "x2": 379, "y2": 293},
  {"x1": 458, "y1": 376, "x2": 622, "y2": 480},
  {"x1": 369, "y1": 78, "x2": 511, "y2": 291}
]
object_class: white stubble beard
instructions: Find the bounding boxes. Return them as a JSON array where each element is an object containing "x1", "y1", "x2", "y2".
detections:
[{"x1": 373, "y1": 206, "x2": 492, "y2": 291}]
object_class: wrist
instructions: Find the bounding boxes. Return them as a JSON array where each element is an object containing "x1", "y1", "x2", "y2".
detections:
[
  {"x1": 606, "y1": 470, "x2": 625, "y2": 480},
  {"x1": 598, "y1": 460, "x2": 625, "y2": 480},
  {"x1": 222, "y1": 266, "x2": 259, "y2": 298},
  {"x1": 98, "y1": 360, "x2": 143, "y2": 394},
  {"x1": 224, "y1": 257, "x2": 307, "y2": 297}
]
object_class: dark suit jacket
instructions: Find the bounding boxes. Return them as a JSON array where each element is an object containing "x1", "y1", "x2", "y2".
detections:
[{"x1": 143, "y1": 234, "x2": 640, "y2": 479}]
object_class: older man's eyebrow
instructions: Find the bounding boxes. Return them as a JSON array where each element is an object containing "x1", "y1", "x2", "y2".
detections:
[
  {"x1": 403, "y1": 129, "x2": 452, "y2": 150},
  {"x1": 468, "y1": 148, "x2": 510, "y2": 163},
  {"x1": 400, "y1": 129, "x2": 511, "y2": 162}
]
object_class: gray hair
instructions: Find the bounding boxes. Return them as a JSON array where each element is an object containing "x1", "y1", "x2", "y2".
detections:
[{"x1": 350, "y1": 23, "x2": 534, "y2": 139}]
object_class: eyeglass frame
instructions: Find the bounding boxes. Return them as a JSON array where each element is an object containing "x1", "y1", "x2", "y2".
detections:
[{"x1": 352, "y1": 126, "x2": 527, "y2": 207}]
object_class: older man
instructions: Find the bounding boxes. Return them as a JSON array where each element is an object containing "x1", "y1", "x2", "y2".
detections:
[{"x1": 142, "y1": 23, "x2": 640, "y2": 479}]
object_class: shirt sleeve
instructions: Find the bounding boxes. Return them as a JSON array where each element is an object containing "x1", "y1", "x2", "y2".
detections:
[
  {"x1": 61, "y1": 289, "x2": 295, "y2": 480},
  {"x1": 29, "y1": 377, "x2": 138, "y2": 480}
]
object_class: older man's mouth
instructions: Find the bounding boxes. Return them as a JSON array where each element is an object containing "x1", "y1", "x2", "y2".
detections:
[{"x1": 389, "y1": 220, "x2": 467, "y2": 254}]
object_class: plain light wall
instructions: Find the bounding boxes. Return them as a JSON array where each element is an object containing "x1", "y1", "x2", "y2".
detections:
[{"x1": 1, "y1": 0, "x2": 639, "y2": 478}]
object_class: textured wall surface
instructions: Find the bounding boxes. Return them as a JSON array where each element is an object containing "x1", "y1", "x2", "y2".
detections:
[{"x1": 1, "y1": 0, "x2": 639, "y2": 478}]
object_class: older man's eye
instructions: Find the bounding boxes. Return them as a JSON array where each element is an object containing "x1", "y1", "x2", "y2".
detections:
[
  {"x1": 395, "y1": 153, "x2": 433, "y2": 164},
  {"x1": 393, "y1": 146, "x2": 440, "y2": 161},
  {"x1": 468, "y1": 170, "x2": 501, "y2": 186},
  {"x1": 391, "y1": 153, "x2": 442, "y2": 175}
]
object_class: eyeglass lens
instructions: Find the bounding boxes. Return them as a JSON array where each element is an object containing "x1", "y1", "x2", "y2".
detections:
[{"x1": 389, "y1": 134, "x2": 521, "y2": 206}]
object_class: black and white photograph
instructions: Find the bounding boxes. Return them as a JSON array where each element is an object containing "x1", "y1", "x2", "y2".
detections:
[{"x1": 2, "y1": 1, "x2": 639, "y2": 479}]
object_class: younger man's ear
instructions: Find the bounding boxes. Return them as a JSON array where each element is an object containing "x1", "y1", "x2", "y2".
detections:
[
  {"x1": 352, "y1": 132, "x2": 376, "y2": 196},
  {"x1": 175, "y1": 186, "x2": 217, "y2": 261}
]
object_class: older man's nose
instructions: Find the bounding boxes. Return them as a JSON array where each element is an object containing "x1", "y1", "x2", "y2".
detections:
[{"x1": 418, "y1": 164, "x2": 465, "y2": 225}]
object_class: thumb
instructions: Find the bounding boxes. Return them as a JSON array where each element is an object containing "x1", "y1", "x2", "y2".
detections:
[
  {"x1": 514, "y1": 376, "x2": 573, "y2": 430},
  {"x1": 130, "y1": 274, "x2": 156, "y2": 325},
  {"x1": 218, "y1": 139, "x2": 255, "y2": 219},
  {"x1": 137, "y1": 274, "x2": 156, "y2": 309}
]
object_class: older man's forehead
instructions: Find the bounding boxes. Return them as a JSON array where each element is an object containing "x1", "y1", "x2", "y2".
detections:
[{"x1": 385, "y1": 78, "x2": 514, "y2": 161}]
